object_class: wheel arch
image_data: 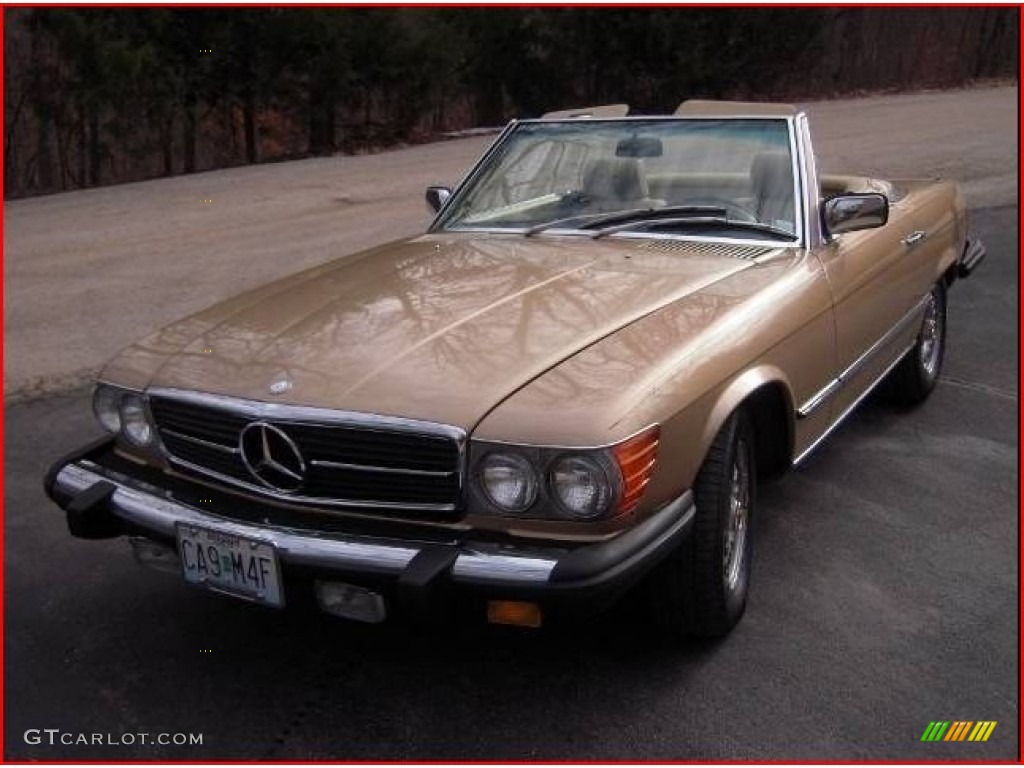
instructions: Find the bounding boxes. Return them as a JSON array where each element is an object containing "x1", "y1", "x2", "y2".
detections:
[{"x1": 699, "y1": 366, "x2": 796, "y2": 482}]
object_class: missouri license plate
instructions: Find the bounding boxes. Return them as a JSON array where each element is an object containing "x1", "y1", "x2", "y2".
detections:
[{"x1": 175, "y1": 523, "x2": 284, "y2": 607}]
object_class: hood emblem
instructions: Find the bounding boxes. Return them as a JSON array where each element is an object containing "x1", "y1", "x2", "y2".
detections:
[
  {"x1": 239, "y1": 422, "x2": 306, "y2": 493},
  {"x1": 268, "y1": 377, "x2": 292, "y2": 395}
]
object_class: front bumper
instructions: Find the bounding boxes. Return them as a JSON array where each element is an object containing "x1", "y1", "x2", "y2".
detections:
[{"x1": 45, "y1": 438, "x2": 694, "y2": 621}]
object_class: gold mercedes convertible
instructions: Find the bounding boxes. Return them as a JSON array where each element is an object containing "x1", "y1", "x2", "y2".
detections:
[{"x1": 46, "y1": 100, "x2": 985, "y2": 636}]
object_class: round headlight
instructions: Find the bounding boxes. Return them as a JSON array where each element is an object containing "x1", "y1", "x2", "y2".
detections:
[
  {"x1": 119, "y1": 394, "x2": 154, "y2": 447},
  {"x1": 92, "y1": 386, "x2": 123, "y2": 433},
  {"x1": 478, "y1": 452, "x2": 538, "y2": 513},
  {"x1": 549, "y1": 455, "x2": 616, "y2": 520}
]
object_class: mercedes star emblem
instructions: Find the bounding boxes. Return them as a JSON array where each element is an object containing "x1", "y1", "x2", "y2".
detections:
[
  {"x1": 268, "y1": 377, "x2": 292, "y2": 395},
  {"x1": 239, "y1": 422, "x2": 306, "y2": 493}
]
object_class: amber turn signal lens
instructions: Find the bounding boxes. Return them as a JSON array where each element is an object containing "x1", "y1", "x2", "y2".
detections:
[
  {"x1": 612, "y1": 426, "x2": 660, "y2": 515},
  {"x1": 487, "y1": 600, "x2": 542, "y2": 628}
]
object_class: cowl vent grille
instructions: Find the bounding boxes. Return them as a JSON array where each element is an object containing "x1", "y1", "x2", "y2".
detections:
[{"x1": 633, "y1": 240, "x2": 774, "y2": 260}]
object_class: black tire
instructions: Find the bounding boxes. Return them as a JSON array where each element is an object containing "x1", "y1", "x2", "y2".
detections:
[
  {"x1": 887, "y1": 283, "x2": 947, "y2": 406},
  {"x1": 648, "y1": 410, "x2": 756, "y2": 638}
]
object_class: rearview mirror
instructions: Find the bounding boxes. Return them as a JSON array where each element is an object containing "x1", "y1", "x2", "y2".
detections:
[
  {"x1": 615, "y1": 136, "x2": 663, "y2": 158},
  {"x1": 426, "y1": 186, "x2": 452, "y2": 214},
  {"x1": 822, "y1": 193, "x2": 889, "y2": 235}
]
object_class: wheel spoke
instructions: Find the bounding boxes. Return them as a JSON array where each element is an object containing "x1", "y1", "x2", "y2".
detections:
[
  {"x1": 919, "y1": 291, "x2": 943, "y2": 378},
  {"x1": 723, "y1": 441, "x2": 750, "y2": 590}
]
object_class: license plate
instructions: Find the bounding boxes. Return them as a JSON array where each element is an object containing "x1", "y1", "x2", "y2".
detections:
[{"x1": 175, "y1": 523, "x2": 284, "y2": 607}]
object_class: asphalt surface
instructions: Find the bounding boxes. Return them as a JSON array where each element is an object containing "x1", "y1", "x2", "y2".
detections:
[{"x1": 4, "y1": 205, "x2": 1018, "y2": 760}]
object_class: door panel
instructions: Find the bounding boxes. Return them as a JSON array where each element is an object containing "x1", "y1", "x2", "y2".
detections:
[{"x1": 817, "y1": 200, "x2": 929, "y2": 416}]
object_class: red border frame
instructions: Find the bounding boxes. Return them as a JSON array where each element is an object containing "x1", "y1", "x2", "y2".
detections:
[{"x1": 0, "y1": 3, "x2": 1019, "y2": 765}]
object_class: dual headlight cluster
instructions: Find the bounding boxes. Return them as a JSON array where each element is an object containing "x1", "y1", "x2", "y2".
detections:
[
  {"x1": 470, "y1": 427, "x2": 660, "y2": 522},
  {"x1": 92, "y1": 384, "x2": 158, "y2": 448}
]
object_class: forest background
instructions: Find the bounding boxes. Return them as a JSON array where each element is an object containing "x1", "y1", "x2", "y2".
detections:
[{"x1": 4, "y1": 7, "x2": 1018, "y2": 198}]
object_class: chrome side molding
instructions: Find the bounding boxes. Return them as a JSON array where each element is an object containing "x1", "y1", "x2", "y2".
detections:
[
  {"x1": 796, "y1": 293, "x2": 928, "y2": 419},
  {"x1": 793, "y1": 341, "x2": 914, "y2": 466}
]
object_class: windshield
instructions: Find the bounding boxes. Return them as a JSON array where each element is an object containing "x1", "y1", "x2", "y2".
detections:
[{"x1": 435, "y1": 118, "x2": 798, "y2": 241}]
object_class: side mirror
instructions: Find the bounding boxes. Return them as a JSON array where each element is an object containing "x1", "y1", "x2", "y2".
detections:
[
  {"x1": 822, "y1": 193, "x2": 889, "y2": 236},
  {"x1": 426, "y1": 186, "x2": 452, "y2": 214}
]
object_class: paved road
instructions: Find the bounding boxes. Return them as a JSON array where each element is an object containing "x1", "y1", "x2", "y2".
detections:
[{"x1": 5, "y1": 205, "x2": 1016, "y2": 760}]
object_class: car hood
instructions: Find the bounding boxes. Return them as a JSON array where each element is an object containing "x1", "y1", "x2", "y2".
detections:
[{"x1": 104, "y1": 233, "x2": 781, "y2": 431}]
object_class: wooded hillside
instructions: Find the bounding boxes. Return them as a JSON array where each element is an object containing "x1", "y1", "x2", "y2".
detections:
[{"x1": 4, "y1": 7, "x2": 1018, "y2": 198}]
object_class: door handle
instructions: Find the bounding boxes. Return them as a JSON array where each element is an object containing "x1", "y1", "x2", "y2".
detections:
[{"x1": 902, "y1": 230, "x2": 927, "y2": 247}]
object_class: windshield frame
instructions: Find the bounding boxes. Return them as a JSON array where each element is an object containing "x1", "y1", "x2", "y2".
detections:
[{"x1": 429, "y1": 115, "x2": 809, "y2": 249}]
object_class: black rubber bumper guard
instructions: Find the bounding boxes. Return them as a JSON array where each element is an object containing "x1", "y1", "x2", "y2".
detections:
[
  {"x1": 958, "y1": 237, "x2": 986, "y2": 279},
  {"x1": 44, "y1": 438, "x2": 695, "y2": 614}
]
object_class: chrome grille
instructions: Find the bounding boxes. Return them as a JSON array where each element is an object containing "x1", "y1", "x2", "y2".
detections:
[{"x1": 149, "y1": 391, "x2": 463, "y2": 515}]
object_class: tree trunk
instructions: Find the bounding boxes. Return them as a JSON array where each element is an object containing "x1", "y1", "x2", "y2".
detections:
[
  {"x1": 434, "y1": 88, "x2": 445, "y2": 133},
  {"x1": 183, "y1": 91, "x2": 197, "y2": 173},
  {"x1": 87, "y1": 106, "x2": 101, "y2": 186},
  {"x1": 55, "y1": 117, "x2": 70, "y2": 191},
  {"x1": 4, "y1": 91, "x2": 27, "y2": 193},
  {"x1": 77, "y1": 102, "x2": 87, "y2": 187},
  {"x1": 308, "y1": 83, "x2": 335, "y2": 156},
  {"x1": 35, "y1": 113, "x2": 54, "y2": 192},
  {"x1": 474, "y1": 80, "x2": 503, "y2": 126},
  {"x1": 243, "y1": 92, "x2": 259, "y2": 164},
  {"x1": 324, "y1": 104, "x2": 336, "y2": 153},
  {"x1": 363, "y1": 86, "x2": 372, "y2": 150},
  {"x1": 160, "y1": 118, "x2": 173, "y2": 177}
]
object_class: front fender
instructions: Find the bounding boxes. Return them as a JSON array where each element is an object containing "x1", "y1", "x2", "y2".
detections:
[
  {"x1": 646, "y1": 364, "x2": 797, "y2": 505},
  {"x1": 698, "y1": 365, "x2": 795, "y2": 457}
]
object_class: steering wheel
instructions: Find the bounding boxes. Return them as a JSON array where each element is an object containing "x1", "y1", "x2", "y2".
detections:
[
  {"x1": 683, "y1": 197, "x2": 759, "y2": 222},
  {"x1": 557, "y1": 189, "x2": 590, "y2": 209}
]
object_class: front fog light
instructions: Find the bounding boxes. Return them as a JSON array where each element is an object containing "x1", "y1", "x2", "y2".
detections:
[
  {"x1": 316, "y1": 581, "x2": 387, "y2": 624},
  {"x1": 550, "y1": 455, "x2": 615, "y2": 520},
  {"x1": 120, "y1": 394, "x2": 154, "y2": 447},
  {"x1": 92, "y1": 386, "x2": 123, "y2": 433},
  {"x1": 479, "y1": 452, "x2": 538, "y2": 513}
]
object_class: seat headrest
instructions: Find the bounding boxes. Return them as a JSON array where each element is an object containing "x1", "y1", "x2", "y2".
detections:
[
  {"x1": 750, "y1": 151, "x2": 793, "y2": 192},
  {"x1": 750, "y1": 150, "x2": 795, "y2": 225},
  {"x1": 581, "y1": 157, "x2": 649, "y2": 202}
]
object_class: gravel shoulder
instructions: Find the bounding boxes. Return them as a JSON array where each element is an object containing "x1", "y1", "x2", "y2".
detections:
[{"x1": 3, "y1": 85, "x2": 1017, "y2": 401}]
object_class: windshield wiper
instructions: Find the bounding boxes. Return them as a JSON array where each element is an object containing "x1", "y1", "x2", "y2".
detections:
[
  {"x1": 590, "y1": 216, "x2": 797, "y2": 241},
  {"x1": 524, "y1": 205, "x2": 728, "y2": 236}
]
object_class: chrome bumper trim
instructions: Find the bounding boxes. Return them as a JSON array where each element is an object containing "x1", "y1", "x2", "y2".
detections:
[
  {"x1": 52, "y1": 463, "x2": 558, "y2": 585},
  {"x1": 451, "y1": 552, "x2": 558, "y2": 586}
]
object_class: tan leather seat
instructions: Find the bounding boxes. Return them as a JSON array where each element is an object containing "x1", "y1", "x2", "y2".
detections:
[
  {"x1": 581, "y1": 157, "x2": 661, "y2": 211},
  {"x1": 750, "y1": 151, "x2": 795, "y2": 226}
]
